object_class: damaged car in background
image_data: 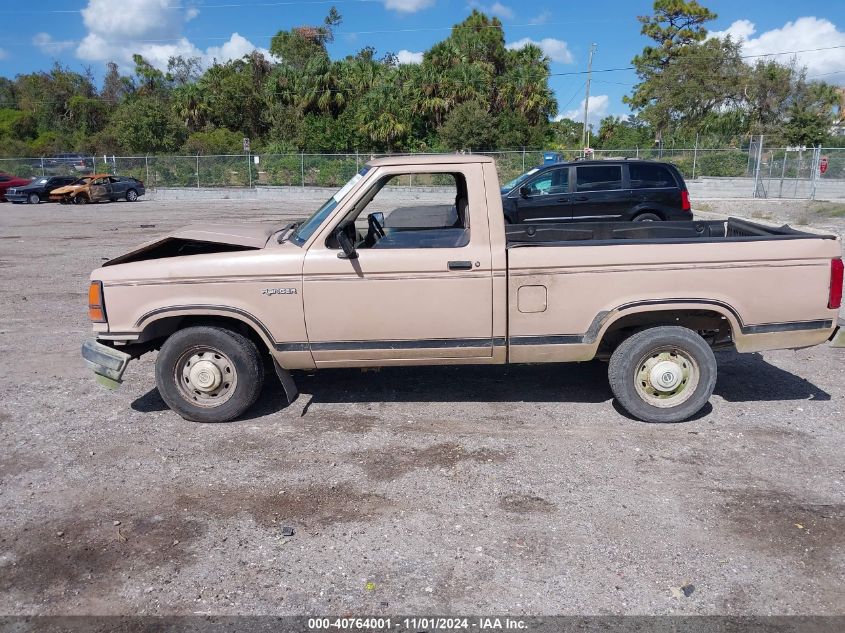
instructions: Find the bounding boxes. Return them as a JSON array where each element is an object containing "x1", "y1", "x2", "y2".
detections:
[{"x1": 50, "y1": 174, "x2": 145, "y2": 204}]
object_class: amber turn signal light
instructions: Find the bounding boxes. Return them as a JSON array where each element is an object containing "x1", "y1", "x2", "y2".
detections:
[{"x1": 88, "y1": 280, "x2": 107, "y2": 322}]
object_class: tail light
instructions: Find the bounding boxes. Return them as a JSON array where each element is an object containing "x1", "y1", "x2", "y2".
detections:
[
  {"x1": 829, "y1": 258, "x2": 843, "y2": 310},
  {"x1": 88, "y1": 280, "x2": 107, "y2": 322},
  {"x1": 681, "y1": 190, "x2": 691, "y2": 212}
]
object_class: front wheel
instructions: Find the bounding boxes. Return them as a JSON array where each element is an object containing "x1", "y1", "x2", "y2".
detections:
[
  {"x1": 608, "y1": 326, "x2": 717, "y2": 423},
  {"x1": 155, "y1": 326, "x2": 265, "y2": 422},
  {"x1": 28, "y1": 193, "x2": 40, "y2": 204}
]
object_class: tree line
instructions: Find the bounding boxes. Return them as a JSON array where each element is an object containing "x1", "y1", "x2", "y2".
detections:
[{"x1": 0, "y1": 1, "x2": 842, "y2": 160}]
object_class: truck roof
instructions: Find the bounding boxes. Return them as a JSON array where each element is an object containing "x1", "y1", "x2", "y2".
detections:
[{"x1": 367, "y1": 154, "x2": 494, "y2": 167}]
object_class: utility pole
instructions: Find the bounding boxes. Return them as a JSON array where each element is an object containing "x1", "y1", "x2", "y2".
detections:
[{"x1": 581, "y1": 43, "x2": 597, "y2": 154}]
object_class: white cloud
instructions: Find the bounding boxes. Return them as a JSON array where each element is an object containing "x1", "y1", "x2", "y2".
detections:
[
  {"x1": 468, "y1": 1, "x2": 514, "y2": 20},
  {"x1": 710, "y1": 17, "x2": 845, "y2": 83},
  {"x1": 559, "y1": 94, "x2": 610, "y2": 127},
  {"x1": 709, "y1": 19, "x2": 756, "y2": 42},
  {"x1": 33, "y1": 32, "x2": 76, "y2": 56},
  {"x1": 75, "y1": 0, "x2": 269, "y2": 70},
  {"x1": 396, "y1": 49, "x2": 424, "y2": 64},
  {"x1": 0, "y1": 48, "x2": 8, "y2": 60},
  {"x1": 506, "y1": 37, "x2": 573, "y2": 64},
  {"x1": 383, "y1": 0, "x2": 435, "y2": 13}
]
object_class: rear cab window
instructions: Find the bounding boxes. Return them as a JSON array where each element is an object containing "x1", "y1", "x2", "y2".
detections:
[
  {"x1": 576, "y1": 165, "x2": 623, "y2": 192},
  {"x1": 628, "y1": 163, "x2": 677, "y2": 189}
]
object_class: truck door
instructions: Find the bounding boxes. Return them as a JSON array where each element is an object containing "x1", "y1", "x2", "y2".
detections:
[{"x1": 302, "y1": 164, "x2": 495, "y2": 365}]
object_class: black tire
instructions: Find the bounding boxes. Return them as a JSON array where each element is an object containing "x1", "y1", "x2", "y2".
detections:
[
  {"x1": 73, "y1": 195, "x2": 88, "y2": 205},
  {"x1": 28, "y1": 193, "x2": 40, "y2": 204},
  {"x1": 633, "y1": 212, "x2": 661, "y2": 222},
  {"x1": 608, "y1": 326, "x2": 717, "y2": 423},
  {"x1": 155, "y1": 326, "x2": 265, "y2": 423},
  {"x1": 125, "y1": 189, "x2": 138, "y2": 202}
]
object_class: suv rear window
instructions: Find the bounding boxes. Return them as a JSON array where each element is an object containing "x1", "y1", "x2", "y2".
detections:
[
  {"x1": 576, "y1": 165, "x2": 623, "y2": 192},
  {"x1": 629, "y1": 163, "x2": 676, "y2": 189}
]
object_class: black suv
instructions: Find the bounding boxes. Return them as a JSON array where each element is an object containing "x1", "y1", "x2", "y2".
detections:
[{"x1": 501, "y1": 159, "x2": 691, "y2": 223}]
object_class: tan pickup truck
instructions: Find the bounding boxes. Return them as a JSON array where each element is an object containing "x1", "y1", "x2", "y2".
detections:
[{"x1": 83, "y1": 155, "x2": 844, "y2": 424}]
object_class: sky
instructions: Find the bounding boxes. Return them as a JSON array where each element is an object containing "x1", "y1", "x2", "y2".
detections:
[{"x1": 1, "y1": 0, "x2": 844, "y2": 127}]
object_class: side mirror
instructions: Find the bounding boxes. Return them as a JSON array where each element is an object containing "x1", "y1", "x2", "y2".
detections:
[
  {"x1": 519, "y1": 186, "x2": 530, "y2": 198},
  {"x1": 370, "y1": 211, "x2": 385, "y2": 226},
  {"x1": 335, "y1": 226, "x2": 358, "y2": 260}
]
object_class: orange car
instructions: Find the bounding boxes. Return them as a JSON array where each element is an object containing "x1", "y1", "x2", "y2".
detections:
[{"x1": 49, "y1": 174, "x2": 145, "y2": 204}]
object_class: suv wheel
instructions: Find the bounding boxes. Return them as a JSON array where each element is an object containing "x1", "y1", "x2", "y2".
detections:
[
  {"x1": 126, "y1": 189, "x2": 138, "y2": 202},
  {"x1": 28, "y1": 193, "x2": 40, "y2": 204},
  {"x1": 155, "y1": 326, "x2": 265, "y2": 423},
  {"x1": 608, "y1": 326, "x2": 717, "y2": 423},
  {"x1": 633, "y1": 212, "x2": 661, "y2": 222}
]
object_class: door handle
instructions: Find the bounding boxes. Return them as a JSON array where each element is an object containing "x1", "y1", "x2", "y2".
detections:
[
  {"x1": 574, "y1": 196, "x2": 589, "y2": 201},
  {"x1": 447, "y1": 260, "x2": 473, "y2": 271},
  {"x1": 557, "y1": 197, "x2": 570, "y2": 202}
]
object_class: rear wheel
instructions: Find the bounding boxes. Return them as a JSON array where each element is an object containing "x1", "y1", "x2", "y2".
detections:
[
  {"x1": 126, "y1": 189, "x2": 138, "y2": 202},
  {"x1": 28, "y1": 193, "x2": 40, "y2": 204},
  {"x1": 608, "y1": 326, "x2": 717, "y2": 423},
  {"x1": 155, "y1": 326, "x2": 265, "y2": 423},
  {"x1": 633, "y1": 212, "x2": 661, "y2": 222}
]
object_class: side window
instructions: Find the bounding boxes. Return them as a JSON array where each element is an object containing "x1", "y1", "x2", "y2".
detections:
[
  {"x1": 331, "y1": 172, "x2": 470, "y2": 250},
  {"x1": 629, "y1": 163, "x2": 675, "y2": 189},
  {"x1": 576, "y1": 165, "x2": 623, "y2": 192},
  {"x1": 524, "y1": 168, "x2": 568, "y2": 197}
]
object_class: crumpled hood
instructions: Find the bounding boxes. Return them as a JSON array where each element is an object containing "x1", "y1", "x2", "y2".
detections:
[
  {"x1": 103, "y1": 223, "x2": 278, "y2": 266},
  {"x1": 50, "y1": 184, "x2": 86, "y2": 195},
  {"x1": 164, "y1": 224, "x2": 277, "y2": 248}
]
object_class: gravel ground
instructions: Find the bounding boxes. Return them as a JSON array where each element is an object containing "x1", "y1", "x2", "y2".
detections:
[{"x1": 1, "y1": 194, "x2": 844, "y2": 617}]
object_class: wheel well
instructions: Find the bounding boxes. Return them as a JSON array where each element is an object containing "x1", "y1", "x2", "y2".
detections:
[
  {"x1": 138, "y1": 315, "x2": 270, "y2": 357},
  {"x1": 633, "y1": 209, "x2": 664, "y2": 220},
  {"x1": 597, "y1": 309, "x2": 733, "y2": 356}
]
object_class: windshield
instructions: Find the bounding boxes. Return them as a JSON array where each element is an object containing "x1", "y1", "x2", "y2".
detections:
[
  {"x1": 72, "y1": 177, "x2": 92, "y2": 185},
  {"x1": 502, "y1": 167, "x2": 540, "y2": 192},
  {"x1": 290, "y1": 167, "x2": 370, "y2": 247},
  {"x1": 36, "y1": 178, "x2": 48, "y2": 184}
]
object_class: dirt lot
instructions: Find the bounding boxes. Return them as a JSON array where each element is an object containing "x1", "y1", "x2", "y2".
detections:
[{"x1": 1, "y1": 194, "x2": 844, "y2": 617}]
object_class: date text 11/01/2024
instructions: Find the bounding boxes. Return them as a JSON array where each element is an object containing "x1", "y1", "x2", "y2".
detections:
[{"x1": 308, "y1": 617, "x2": 528, "y2": 630}]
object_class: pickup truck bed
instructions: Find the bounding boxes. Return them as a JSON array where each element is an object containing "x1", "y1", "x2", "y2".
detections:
[{"x1": 506, "y1": 217, "x2": 834, "y2": 245}]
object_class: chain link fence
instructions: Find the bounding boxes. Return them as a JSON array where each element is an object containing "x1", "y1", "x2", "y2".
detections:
[{"x1": 2, "y1": 147, "x2": 843, "y2": 198}]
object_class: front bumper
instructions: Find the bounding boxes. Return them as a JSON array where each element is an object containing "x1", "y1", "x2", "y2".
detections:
[
  {"x1": 5, "y1": 193, "x2": 29, "y2": 203},
  {"x1": 81, "y1": 339, "x2": 132, "y2": 389}
]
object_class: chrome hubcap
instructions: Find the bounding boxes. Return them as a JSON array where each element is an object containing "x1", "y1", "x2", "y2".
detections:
[
  {"x1": 635, "y1": 348, "x2": 699, "y2": 408},
  {"x1": 175, "y1": 348, "x2": 237, "y2": 407}
]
